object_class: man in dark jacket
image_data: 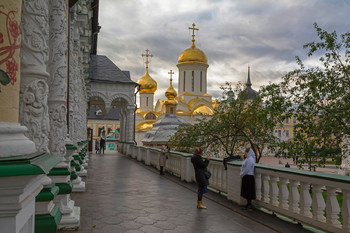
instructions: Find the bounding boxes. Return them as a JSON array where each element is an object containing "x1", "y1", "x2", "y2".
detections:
[{"x1": 191, "y1": 148, "x2": 210, "y2": 209}]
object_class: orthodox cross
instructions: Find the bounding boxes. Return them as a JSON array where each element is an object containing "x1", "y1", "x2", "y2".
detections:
[
  {"x1": 168, "y1": 70, "x2": 174, "y2": 82},
  {"x1": 141, "y1": 49, "x2": 153, "y2": 69},
  {"x1": 189, "y1": 23, "x2": 199, "y2": 47}
]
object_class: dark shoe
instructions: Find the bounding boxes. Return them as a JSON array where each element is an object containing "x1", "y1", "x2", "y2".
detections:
[{"x1": 245, "y1": 205, "x2": 253, "y2": 211}]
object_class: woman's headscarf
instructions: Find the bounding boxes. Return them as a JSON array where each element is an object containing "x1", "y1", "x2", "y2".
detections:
[
  {"x1": 194, "y1": 148, "x2": 202, "y2": 156},
  {"x1": 246, "y1": 148, "x2": 255, "y2": 160}
]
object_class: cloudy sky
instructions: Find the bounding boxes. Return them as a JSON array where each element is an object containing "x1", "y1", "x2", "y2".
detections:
[{"x1": 97, "y1": 0, "x2": 350, "y2": 101}]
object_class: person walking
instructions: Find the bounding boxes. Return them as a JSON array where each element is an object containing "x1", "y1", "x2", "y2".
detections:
[
  {"x1": 95, "y1": 138, "x2": 100, "y2": 153},
  {"x1": 159, "y1": 145, "x2": 169, "y2": 175},
  {"x1": 191, "y1": 148, "x2": 210, "y2": 209},
  {"x1": 240, "y1": 147, "x2": 256, "y2": 210},
  {"x1": 99, "y1": 137, "x2": 105, "y2": 154}
]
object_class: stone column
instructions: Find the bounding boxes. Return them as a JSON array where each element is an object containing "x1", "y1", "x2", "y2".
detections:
[
  {"x1": 126, "y1": 105, "x2": 135, "y2": 143},
  {"x1": 48, "y1": 0, "x2": 80, "y2": 229},
  {"x1": 68, "y1": 8, "x2": 79, "y2": 144},
  {"x1": 19, "y1": 0, "x2": 50, "y2": 153}
]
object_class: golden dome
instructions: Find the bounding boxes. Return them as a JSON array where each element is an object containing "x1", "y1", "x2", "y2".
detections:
[
  {"x1": 165, "y1": 71, "x2": 177, "y2": 104},
  {"x1": 178, "y1": 45, "x2": 208, "y2": 64},
  {"x1": 137, "y1": 70, "x2": 157, "y2": 94}
]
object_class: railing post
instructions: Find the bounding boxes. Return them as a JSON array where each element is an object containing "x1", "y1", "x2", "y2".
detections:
[
  {"x1": 289, "y1": 179, "x2": 299, "y2": 213},
  {"x1": 312, "y1": 184, "x2": 326, "y2": 221},
  {"x1": 326, "y1": 187, "x2": 341, "y2": 227},
  {"x1": 299, "y1": 182, "x2": 312, "y2": 217},
  {"x1": 279, "y1": 177, "x2": 289, "y2": 209},
  {"x1": 137, "y1": 147, "x2": 142, "y2": 161},
  {"x1": 342, "y1": 189, "x2": 350, "y2": 231},
  {"x1": 181, "y1": 156, "x2": 193, "y2": 182},
  {"x1": 145, "y1": 148, "x2": 150, "y2": 165},
  {"x1": 255, "y1": 173, "x2": 262, "y2": 200},
  {"x1": 269, "y1": 175, "x2": 279, "y2": 206},
  {"x1": 227, "y1": 164, "x2": 246, "y2": 205},
  {"x1": 261, "y1": 174, "x2": 270, "y2": 203}
]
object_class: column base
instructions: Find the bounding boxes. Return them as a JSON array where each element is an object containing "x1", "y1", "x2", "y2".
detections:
[
  {"x1": 72, "y1": 177, "x2": 85, "y2": 192},
  {"x1": 35, "y1": 206, "x2": 62, "y2": 233},
  {"x1": 76, "y1": 169, "x2": 87, "y2": 177},
  {"x1": 58, "y1": 206, "x2": 80, "y2": 230}
]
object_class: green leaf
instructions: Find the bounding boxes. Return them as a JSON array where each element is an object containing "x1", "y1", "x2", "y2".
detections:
[{"x1": 0, "y1": 70, "x2": 11, "y2": 86}]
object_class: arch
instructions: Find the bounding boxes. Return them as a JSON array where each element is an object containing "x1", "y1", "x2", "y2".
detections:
[
  {"x1": 89, "y1": 91, "x2": 108, "y2": 104},
  {"x1": 109, "y1": 92, "x2": 134, "y2": 107}
]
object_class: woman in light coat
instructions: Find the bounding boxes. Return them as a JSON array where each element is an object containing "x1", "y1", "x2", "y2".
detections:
[
  {"x1": 240, "y1": 147, "x2": 256, "y2": 210},
  {"x1": 159, "y1": 145, "x2": 169, "y2": 175}
]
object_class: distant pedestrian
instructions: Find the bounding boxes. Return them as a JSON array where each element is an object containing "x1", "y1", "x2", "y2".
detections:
[
  {"x1": 240, "y1": 147, "x2": 256, "y2": 210},
  {"x1": 191, "y1": 148, "x2": 210, "y2": 209},
  {"x1": 99, "y1": 137, "x2": 105, "y2": 154},
  {"x1": 285, "y1": 162, "x2": 290, "y2": 168},
  {"x1": 95, "y1": 138, "x2": 100, "y2": 153},
  {"x1": 159, "y1": 145, "x2": 169, "y2": 175}
]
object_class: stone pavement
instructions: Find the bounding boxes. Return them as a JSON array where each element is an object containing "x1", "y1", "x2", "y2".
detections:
[{"x1": 58, "y1": 152, "x2": 315, "y2": 233}]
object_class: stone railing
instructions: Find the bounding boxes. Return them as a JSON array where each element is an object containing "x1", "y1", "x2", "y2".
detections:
[{"x1": 120, "y1": 142, "x2": 350, "y2": 233}]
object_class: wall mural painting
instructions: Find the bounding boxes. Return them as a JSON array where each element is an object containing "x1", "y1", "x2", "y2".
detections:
[{"x1": 0, "y1": 5, "x2": 20, "y2": 92}]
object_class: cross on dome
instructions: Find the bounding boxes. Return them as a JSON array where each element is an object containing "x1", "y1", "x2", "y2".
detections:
[
  {"x1": 189, "y1": 23, "x2": 199, "y2": 47},
  {"x1": 168, "y1": 70, "x2": 174, "y2": 82},
  {"x1": 141, "y1": 49, "x2": 153, "y2": 70}
]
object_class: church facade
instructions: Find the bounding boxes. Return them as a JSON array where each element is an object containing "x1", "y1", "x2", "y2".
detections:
[{"x1": 135, "y1": 24, "x2": 216, "y2": 145}]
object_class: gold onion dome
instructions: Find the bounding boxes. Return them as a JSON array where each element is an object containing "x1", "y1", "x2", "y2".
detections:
[
  {"x1": 178, "y1": 45, "x2": 208, "y2": 64},
  {"x1": 165, "y1": 70, "x2": 178, "y2": 105},
  {"x1": 178, "y1": 23, "x2": 208, "y2": 64},
  {"x1": 137, "y1": 70, "x2": 157, "y2": 94}
]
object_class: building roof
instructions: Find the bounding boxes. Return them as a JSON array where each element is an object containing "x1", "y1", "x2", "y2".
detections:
[{"x1": 90, "y1": 55, "x2": 137, "y2": 84}]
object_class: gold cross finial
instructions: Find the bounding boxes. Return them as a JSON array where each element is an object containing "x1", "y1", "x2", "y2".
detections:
[
  {"x1": 188, "y1": 23, "x2": 199, "y2": 47},
  {"x1": 141, "y1": 49, "x2": 153, "y2": 70},
  {"x1": 168, "y1": 70, "x2": 174, "y2": 82}
]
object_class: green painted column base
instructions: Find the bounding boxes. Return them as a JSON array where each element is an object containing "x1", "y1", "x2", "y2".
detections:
[{"x1": 35, "y1": 206, "x2": 62, "y2": 233}]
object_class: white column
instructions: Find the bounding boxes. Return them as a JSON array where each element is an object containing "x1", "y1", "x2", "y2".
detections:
[
  {"x1": 48, "y1": 0, "x2": 80, "y2": 229},
  {"x1": 19, "y1": 0, "x2": 50, "y2": 153},
  {"x1": 126, "y1": 106, "x2": 135, "y2": 143},
  {"x1": 48, "y1": 0, "x2": 67, "y2": 156}
]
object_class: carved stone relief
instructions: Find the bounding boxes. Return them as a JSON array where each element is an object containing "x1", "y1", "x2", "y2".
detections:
[{"x1": 19, "y1": 0, "x2": 50, "y2": 152}]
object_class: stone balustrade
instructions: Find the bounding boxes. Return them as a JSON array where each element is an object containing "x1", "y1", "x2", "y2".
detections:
[{"x1": 120, "y1": 142, "x2": 350, "y2": 233}]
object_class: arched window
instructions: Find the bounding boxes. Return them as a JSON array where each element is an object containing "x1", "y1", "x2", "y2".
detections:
[
  {"x1": 191, "y1": 71, "x2": 194, "y2": 92},
  {"x1": 183, "y1": 71, "x2": 186, "y2": 92},
  {"x1": 200, "y1": 71, "x2": 202, "y2": 92}
]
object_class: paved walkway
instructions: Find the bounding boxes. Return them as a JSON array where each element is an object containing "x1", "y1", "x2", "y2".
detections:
[{"x1": 59, "y1": 152, "x2": 315, "y2": 233}]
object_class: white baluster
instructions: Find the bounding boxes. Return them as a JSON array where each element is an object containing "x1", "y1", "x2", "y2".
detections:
[
  {"x1": 342, "y1": 189, "x2": 350, "y2": 231},
  {"x1": 312, "y1": 184, "x2": 326, "y2": 221},
  {"x1": 262, "y1": 174, "x2": 270, "y2": 203},
  {"x1": 279, "y1": 177, "x2": 289, "y2": 209},
  {"x1": 269, "y1": 176, "x2": 279, "y2": 206},
  {"x1": 300, "y1": 182, "x2": 312, "y2": 217},
  {"x1": 255, "y1": 173, "x2": 262, "y2": 200},
  {"x1": 218, "y1": 165, "x2": 222, "y2": 188},
  {"x1": 289, "y1": 179, "x2": 300, "y2": 213},
  {"x1": 326, "y1": 187, "x2": 341, "y2": 227}
]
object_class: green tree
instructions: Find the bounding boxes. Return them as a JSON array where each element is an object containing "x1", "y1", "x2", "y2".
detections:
[
  {"x1": 169, "y1": 82, "x2": 286, "y2": 162},
  {"x1": 274, "y1": 23, "x2": 349, "y2": 171}
]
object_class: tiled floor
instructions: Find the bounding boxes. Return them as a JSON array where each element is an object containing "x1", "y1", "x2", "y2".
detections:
[{"x1": 59, "y1": 152, "x2": 313, "y2": 233}]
